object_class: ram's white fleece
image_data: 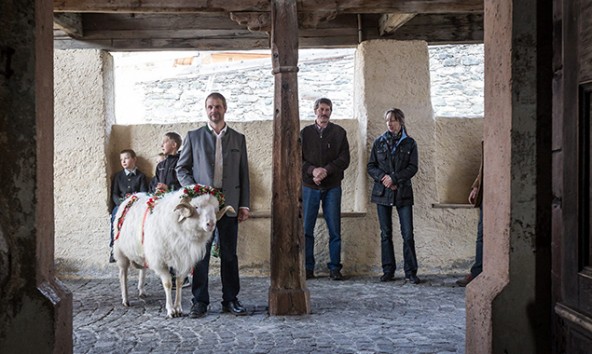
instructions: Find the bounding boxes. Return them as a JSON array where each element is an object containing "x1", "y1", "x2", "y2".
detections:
[{"x1": 113, "y1": 186, "x2": 232, "y2": 318}]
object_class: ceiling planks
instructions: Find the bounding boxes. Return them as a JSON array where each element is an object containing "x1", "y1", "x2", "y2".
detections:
[
  {"x1": 53, "y1": 0, "x2": 484, "y2": 51},
  {"x1": 54, "y1": 0, "x2": 483, "y2": 14}
]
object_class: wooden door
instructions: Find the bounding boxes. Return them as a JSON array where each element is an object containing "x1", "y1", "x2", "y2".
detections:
[{"x1": 553, "y1": 0, "x2": 592, "y2": 351}]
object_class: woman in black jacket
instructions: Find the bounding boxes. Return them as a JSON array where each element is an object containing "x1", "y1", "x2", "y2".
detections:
[{"x1": 367, "y1": 108, "x2": 420, "y2": 284}]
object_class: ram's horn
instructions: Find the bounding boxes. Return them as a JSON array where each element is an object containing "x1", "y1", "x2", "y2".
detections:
[
  {"x1": 174, "y1": 201, "x2": 195, "y2": 222},
  {"x1": 216, "y1": 205, "x2": 235, "y2": 220}
]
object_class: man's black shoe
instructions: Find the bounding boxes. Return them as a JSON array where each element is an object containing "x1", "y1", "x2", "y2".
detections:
[
  {"x1": 406, "y1": 274, "x2": 421, "y2": 284},
  {"x1": 109, "y1": 249, "x2": 116, "y2": 263},
  {"x1": 222, "y1": 300, "x2": 247, "y2": 316},
  {"x1": 189, "y1": 302, "x2": 208, "y2": 318},
  {"x1": 306, "y1": 270, "x2": 315, "y2": 279},
  {"x1": 329, "y1": 269, "x2": 343, "y2": 280},
  {"x1": 380, "y1": 273, "x2": 394, "y2": 282}
]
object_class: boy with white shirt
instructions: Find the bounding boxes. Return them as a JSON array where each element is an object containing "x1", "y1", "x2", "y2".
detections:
[{"x1": 109, "y1": 149, "x2": 148, "y2": 263}]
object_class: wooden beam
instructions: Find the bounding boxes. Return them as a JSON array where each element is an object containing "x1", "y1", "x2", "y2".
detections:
[
  {"x1": 53, "y1": 37, "x2": 271, "y2": 51},
  {"x1": 268, "y1": 0, "x2": 311, "y2": 316},
  {"x1": 379, "y1": 13, "x2": 416, "y2": 35},
  {"x1": 53, "y1": 13, "x2": 83, "y2": 38},
  {"x1": 52, "y1": 13, "x2": 482, "y2": 50},
  {"x1": 229, "y1": 12, "x2": 271, "y2": 32},
  {"x1": 81, "y1": 29, "x2": 268, "y2": 40},
  {"x1": 299, "y1": 12, "x2": 338, "y2": 28},
  {"x1": 81, "y1": 13, "x2": 247, "y2": 31},
  {"x1": 376, "y1": 13, "x2": 484, "y2": 44},
  {"x1": 54, "y1": 0, "x2": 483, "y2": 14}
]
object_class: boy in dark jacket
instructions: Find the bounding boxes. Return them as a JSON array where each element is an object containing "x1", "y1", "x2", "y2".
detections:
[
  {"x1": 110, "y1": 149, "x2": 148, "y2": 262},
  {"x1": 149, "y1": 132, "x2": 189, "y2": 288},
  {"x1": 149, "y1": 132, "x2": 182, "y2": 193}
]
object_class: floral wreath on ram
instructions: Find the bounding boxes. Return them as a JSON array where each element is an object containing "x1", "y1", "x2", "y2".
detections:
[
  {"x1": 146, "y1": 187, "x2": 168, "y2": 213},
  {"x1": 115, "y1": 194, "x2": 139, "y2": 240},
  {"x1": 182, "y1": 184, "x2": 225, "y2": 207}
]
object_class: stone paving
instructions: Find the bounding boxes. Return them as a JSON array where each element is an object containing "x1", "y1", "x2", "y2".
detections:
[{"x1": 64, "y1": 274, "x2": 466, "y2": 354}]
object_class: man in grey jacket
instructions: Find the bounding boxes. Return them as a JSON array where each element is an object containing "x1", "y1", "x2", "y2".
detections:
[{"x1": 176, "y1": 92, "x2": 251, "y2": 318}]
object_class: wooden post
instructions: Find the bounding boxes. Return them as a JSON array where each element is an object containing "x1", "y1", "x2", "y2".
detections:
[{"x1": 268, "y1": 0, "x2": 311, "y2": 315}]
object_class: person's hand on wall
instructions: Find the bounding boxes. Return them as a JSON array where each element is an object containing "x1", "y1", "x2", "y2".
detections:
[{"x1": 468, "y1": 187, "x2": 479, "y2": 205}]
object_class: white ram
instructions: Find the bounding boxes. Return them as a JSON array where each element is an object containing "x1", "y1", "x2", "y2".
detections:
[{"x1": 113, "y1": 185, "x2": 233, "y2": 318}]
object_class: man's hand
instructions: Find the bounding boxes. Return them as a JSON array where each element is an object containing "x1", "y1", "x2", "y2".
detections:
[
  {"x1": 156, "y1": 183, "x2": 169, "y2": 191},
  {"x1": 312, "y1": 167, "x2": 328, "y2": 185},
  {"x1": 238, "y1": 208, "x2": 250, "y2": 223}
]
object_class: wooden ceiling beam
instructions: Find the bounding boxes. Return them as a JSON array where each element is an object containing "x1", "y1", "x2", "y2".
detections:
[
  {"x1": 81, "y1": 13, "x2": 247, "y2": 31},
  {"x1": 379, "y1": 13, "x2": 416, "y2": 35},
  {"x1": 230, "y1": 12, "x2": 271, "y2": 32},
  {"x1": 53, "y1": 13, "x2": 83, "y2": 38},
  {"x1": 77, "y1": 12, "x2": 359, "y2": 32},
  {"x1": 53, "y1": 37, "x2": 272, "y2": 51},
  {"x1": 53, "y1": 0, "x2": 483, "y2": 14},
  {"x1": 371, "y1": 13, "x2": 483, "y2": 44}
]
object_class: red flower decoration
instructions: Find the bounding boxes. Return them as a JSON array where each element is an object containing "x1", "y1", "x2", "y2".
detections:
[
  {"x1": 146, "y1": 187, "x2": 168, "y2": 213},
  {"x1": 181, "y1": 184, "x2": 225, "y2": 207}
]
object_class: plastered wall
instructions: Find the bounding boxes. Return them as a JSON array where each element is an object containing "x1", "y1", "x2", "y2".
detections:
[{"x1": 54, "y1": 41, "x2": 482, "y2": 279}]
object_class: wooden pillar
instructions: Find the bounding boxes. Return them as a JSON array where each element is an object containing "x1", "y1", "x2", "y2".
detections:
[
  {"x1": 466, "y1": 0, "x2": 552, "y2": 352},
  {"x1": 0, "y1": 0, "x2": 72, "y2": 352},
  {"x1": 268, "y1": 0, "x2": 311, "y2": 315}
]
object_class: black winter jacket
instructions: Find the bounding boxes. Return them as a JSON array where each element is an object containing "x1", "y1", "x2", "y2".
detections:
[
  {"x1": 149, "y1": 154, "x2": 181, "y2": 193},
  {"x1": 367, "y1": 130, "x2": 418, "y2": 207}
]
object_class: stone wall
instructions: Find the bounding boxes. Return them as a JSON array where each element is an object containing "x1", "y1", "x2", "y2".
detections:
[
  {"x1": 54, "y1": 49, "x2": 113, "y2": 277},
  {"x1": 114, "y1": 45, "x2": 483, "y2": 124},
  {"x1": 429, "y1": 44, "x2": 484, "y2": 117}
]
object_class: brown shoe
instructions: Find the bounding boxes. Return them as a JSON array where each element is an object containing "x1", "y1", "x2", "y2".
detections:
[{"x1": 456, "y1": 274, "x2": 474, "y2": 287}]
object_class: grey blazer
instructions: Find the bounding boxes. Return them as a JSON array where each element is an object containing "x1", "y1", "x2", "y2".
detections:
[{"x1": 176, "y1": 124, "x2": 250, "y2": 216}]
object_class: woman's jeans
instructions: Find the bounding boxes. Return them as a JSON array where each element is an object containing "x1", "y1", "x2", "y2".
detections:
[
  {"x1": 303, "y1": 186, "x2": 343, "y2": 272},
  {"x1": 376, "y1": 204, "x2": 418, "y2": 277}
]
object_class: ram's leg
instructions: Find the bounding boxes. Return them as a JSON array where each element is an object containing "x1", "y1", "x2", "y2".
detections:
[
  {"x1": 118, "y1": 259, "x2": 130, "y2": 307},
  {"x1": 138, "y1": 267, "x2": 147, "y2": 298},
  {"x1": 155, "y1": 267, "x2": 175, "y2": 318},
  {"x1": 172, "y1": 271, "x2": 187, "y2": 316}
]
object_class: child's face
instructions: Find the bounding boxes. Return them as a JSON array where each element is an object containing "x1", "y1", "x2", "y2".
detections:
[
  {"x1": 120, "y1": 153, "x2": 137, "y2": 170},
  {"x1": 161, "y1": 137, "x2": 177, "y2": 155}
]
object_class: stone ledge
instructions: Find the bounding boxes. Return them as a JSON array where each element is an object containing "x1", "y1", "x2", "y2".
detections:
[
  {"x1": 432, "y1": 203, "x2": 475, "y2": 209},
  {"x1": 249, "y1": 211, "x2": 367, "y2": 218}
]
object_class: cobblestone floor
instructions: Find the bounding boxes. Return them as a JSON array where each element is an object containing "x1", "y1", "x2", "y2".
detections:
[{"x1": 64, "y1": 274, "x2": 466, "y2": 354}]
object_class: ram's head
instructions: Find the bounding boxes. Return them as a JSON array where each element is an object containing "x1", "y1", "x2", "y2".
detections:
[{"x1": 174, "y1": 194, "x2": 234, "y2": 232}]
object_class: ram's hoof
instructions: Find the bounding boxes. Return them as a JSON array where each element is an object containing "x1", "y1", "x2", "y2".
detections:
[{"x1": 122, "y1": 301, "x2": 130, "y2": 307}]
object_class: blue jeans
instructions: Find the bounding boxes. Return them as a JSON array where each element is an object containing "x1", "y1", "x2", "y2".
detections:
[
  {"x1": 376, "y1": 204, "x2": 418, "y2": 277},
  {"x1": 470, "y1": 207, "x2": 483, "y2": 278},
  {"x1": 303, "y1": 186, "x2": 342, "y2": 272}
]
